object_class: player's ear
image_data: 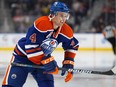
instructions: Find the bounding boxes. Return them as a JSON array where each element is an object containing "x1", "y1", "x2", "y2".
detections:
[{"x1": 48, "y1": 14, "x2": 55, "y2": 21}]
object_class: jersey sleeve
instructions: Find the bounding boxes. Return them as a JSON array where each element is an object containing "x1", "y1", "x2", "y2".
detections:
[
  {"x1": 62, "y1": 37, "x2": 79, "y2": 59},
  {"x1": 61, "y1": 23, "x2": 79, "y2": 59}
]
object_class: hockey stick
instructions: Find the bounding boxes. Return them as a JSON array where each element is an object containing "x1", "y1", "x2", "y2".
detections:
[{"x1": 11, "y1": 62, "x2": 115, "y2": 75}]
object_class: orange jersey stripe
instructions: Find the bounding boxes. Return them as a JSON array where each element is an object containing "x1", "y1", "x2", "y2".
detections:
[
  {"x1": 14, "y1": 47, "x2": 25, "y2": 56},
  {"x1": 2, "y1": 56, "x2": 14, "y2": 85},
  {"x1": 26, "y1": 47, "x2": 41, "y2": 53},
  {"x1": 65, "y1": 51, "x2": 76, "y2": 58},
  {"x1": 28, "y1": 54, "x2": 44, "y2": 64},
  {"x1": 53, "y1": 27, "x2": 61, "y2": 38}
]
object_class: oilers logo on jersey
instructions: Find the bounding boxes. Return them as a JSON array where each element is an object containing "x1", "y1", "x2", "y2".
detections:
[
  {"x1": 42, "y1": 38, "x2": 58, "y2": 48},
  {"x1": 40, "y1": 38, "x2": 58, "y2": 56},
  {"x1": 49, "y1": 39, "x2": 58, "y2": 47}
]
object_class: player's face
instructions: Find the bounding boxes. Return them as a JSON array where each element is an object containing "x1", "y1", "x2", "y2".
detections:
[{"x1": 53, "y1": 12, "x2": 70, "y2": 27}]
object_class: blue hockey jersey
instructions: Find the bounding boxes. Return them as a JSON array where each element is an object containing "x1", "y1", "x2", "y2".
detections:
[{"x1": 13, "y1": 16, "x2": 79, "y2": 65}]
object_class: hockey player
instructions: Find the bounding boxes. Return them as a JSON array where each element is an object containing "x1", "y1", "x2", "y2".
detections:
[
  {"x1": 2, "y1": 1, "x2": 79, "y2": 87},
  {"x1": 102, "y1": 22, "x2": 116, "y2": 55}
]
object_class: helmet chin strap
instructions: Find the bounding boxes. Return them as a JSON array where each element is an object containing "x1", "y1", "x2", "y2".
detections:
[
  {"x1": 48, "y1": 14, "x2": 59, "y2": 29},
  {"x1": 48, "y1": 14, "x2": 55, "y2": 21}
]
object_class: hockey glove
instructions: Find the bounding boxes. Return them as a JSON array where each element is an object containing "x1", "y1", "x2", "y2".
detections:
[
  {"x1": 41, "y1": 55, "x2": 59, "y2": 74},
  {"x1": 61, "y1": 58, "x2": 74, "y2": 82},
  {"x1": 40, "y1": 38, "x2": 58, "y2": 56}
]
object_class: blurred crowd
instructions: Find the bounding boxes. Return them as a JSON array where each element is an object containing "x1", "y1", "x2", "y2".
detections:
[
  {"x1": 0, "y1": 0, "x2": 116, "y2": 33},
  {"x1": 90, "y1": 0, "x2": 116, "y2": 33}
]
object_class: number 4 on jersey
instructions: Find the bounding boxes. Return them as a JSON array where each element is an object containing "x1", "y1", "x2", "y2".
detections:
[{"x1": 29, "y1": 33, "x2": 36, "y2": 43}]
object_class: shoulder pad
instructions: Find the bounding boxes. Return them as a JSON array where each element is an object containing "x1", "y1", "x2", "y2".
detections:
[
  {"x1": 34, "y1": 16, "x2": 53, "y2": 32},
  {"x1": 60, "y1": 23, "x2": 73, "y2": 39}
]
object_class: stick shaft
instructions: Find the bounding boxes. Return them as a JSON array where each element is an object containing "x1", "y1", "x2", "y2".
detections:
[{"x1": 11, "y1": 62, "x2": 115, "y2": 75}]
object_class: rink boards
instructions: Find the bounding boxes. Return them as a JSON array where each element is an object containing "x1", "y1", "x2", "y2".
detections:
[{"x1": 0, "y1": 33, "x2": 112, "y2": 51}]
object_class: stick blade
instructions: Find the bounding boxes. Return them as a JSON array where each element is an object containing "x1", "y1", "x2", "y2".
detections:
[{"x1": 101, "y1": 70, "x2": 114, "y2": 75}]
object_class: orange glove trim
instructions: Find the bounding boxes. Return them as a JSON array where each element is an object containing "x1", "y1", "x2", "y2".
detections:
[
  {"x1": 63, "y1": 60, "x2": 74, "y2": 65},
  {"x1": 41, "y1": 56, "x2": 54, "y2": 64},
  {"x1": 65, "y1": 72, "x2": 73, "y2": 82},
  {"x1": 48, "y1": 67, "x2": 59, "y2": 74}
]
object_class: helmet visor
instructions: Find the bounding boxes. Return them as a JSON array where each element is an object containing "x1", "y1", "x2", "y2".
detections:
[{"x1": 56, "y1": 12, "x2": 70, "y2": 20}]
